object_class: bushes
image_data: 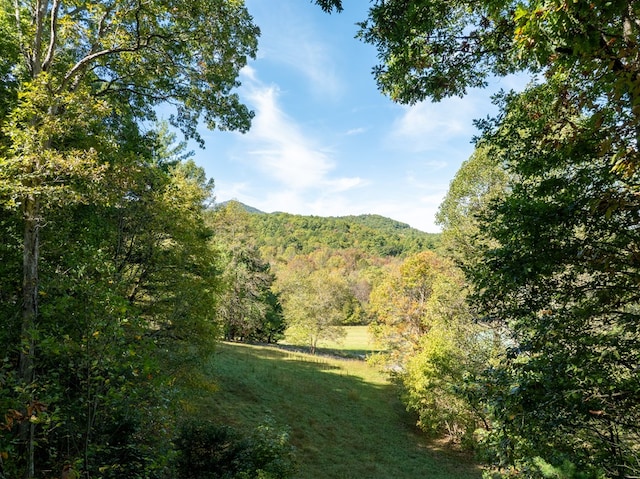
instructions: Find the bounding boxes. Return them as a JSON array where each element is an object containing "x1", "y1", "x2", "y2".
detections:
[{"x1": 173, "y1": 419, "x2": 297, "y2": 479}]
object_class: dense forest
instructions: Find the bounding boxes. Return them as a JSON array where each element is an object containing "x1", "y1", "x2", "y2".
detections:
[
  {"x1": 207, "y1": 200, "x2": 439, "y2": 348},
  {"x1": 1, "y1": 0, "x2": 640, "y2": 478},
  {"x1": 219, "y1": 200, "x2": 440, "y2": 258}
]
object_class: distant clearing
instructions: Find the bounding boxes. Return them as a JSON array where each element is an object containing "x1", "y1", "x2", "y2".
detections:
[{"x1": 280, "y1": 325, "x2": 382, "y2": 358}]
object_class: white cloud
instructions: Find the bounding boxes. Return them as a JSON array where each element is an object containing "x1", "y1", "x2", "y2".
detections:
[
  {"x1": 246, "y1": 1, "x2": 343, "y2": 100},
  {"x1": 306, "y1": 196, "x2": 356, "y2": 217},
  {"x1": 326, "y1": 177, "x2": 369, "y2": 192},
  {"x1": 237, "y1": 78, "x2": 365, "y2": 197},
  {"x1": 369, "y1": 194, "x2": 446, "y2": 233},
  {"x1": 387, "y1": 75, "x2": 530, "y2": 156},
  {"x1": 345, "y1": 127, "x2": 366, "y2": 136},
  {"x1": 218, "y1": 182, "x2": 443, "y2": 233},
  {"x1": 245, "y1": 85, "x2": 334, "y2": 189},
  {"x1": 239, "y1": 65, "x2": 258, "y2": 83},
  {"x1": 388, "y1": 95, "x2": 484, "y2": 153},
  {"x1": 288, "y1": 41, "x2": 342, "y2": 100},
  {"x1": 192, "y1": 0, "x2": 495, "y2": 235},
  {"x1": 214, "y1": 77, "x2": 463, "y2": 233},
  {"x1": 261, "y1": 190, "x2": 306, "y2": 213}
]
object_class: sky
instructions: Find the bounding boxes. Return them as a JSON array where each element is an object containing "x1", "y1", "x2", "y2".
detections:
[{"x1": 183, "y1": 1, "x2": 525, "y2": 233}]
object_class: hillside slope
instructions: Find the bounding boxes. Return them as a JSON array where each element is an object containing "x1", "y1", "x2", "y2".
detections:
[
  {"x1": 214, "y1": 200, "x2": 439, "y2": 258},
  {"x1": 192, "y1": 342, "x2": 481, "y2": 479},
  {"x1": 256, "y1": 212, "x2": 436, "y2": 258}
]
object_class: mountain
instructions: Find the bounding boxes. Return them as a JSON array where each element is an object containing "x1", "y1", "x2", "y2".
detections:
[
  {"x1": 251, "y1": 210, "x2": 439, "y2": 258},
  {"x1": 212, "y1": 200, "x2": 440, "y2": 258},
  {"x1": 215, "y1": 200, "x2": 265, "y2": 214}
]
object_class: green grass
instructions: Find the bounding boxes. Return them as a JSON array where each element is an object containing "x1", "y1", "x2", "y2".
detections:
[
  {"x1": 185, "y1": 333, "x2": 482, "y2": 479},
  {"x1": 281, "y1": 325, "x2": 383, "y2": 358}
]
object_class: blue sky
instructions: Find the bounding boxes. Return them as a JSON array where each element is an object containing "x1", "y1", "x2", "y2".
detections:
[{"x1": 187, "y1": 1, "x2": 524, "y2": 233}]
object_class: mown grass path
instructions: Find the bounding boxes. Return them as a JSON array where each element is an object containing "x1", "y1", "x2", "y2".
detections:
[{"x1": 194, "y1": 337, "x2": 482, "y2": 479}]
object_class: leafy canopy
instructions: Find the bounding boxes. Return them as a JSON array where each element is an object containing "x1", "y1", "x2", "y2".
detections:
[{"x1": 471, "y1": 79, "x2": 640, "y2": 478}]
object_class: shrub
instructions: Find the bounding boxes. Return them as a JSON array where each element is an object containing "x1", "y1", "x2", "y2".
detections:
[{"x1": 173, "y1": 418, "x2": 296, "y2": 479}]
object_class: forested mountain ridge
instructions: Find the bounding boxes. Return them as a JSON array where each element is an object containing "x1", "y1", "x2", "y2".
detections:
[
  {"x1": 217, "y1": 200, "x2": 266, "y2": 215},
  {"x1": 216, "y1": 200, "x2": 440, "y2": 258}
]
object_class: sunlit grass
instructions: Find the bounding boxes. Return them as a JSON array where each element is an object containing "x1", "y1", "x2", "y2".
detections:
[
  {"x1": 282, "y1": 325, "x2": 383, "y2": 358},
  {"x1": 186, "y1": 339, "x2": 481, "y2": 479},
  {"x1": 319, "y1": 325, "x2": 380, "y2": 351}
]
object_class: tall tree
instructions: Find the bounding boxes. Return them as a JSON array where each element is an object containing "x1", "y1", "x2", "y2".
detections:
[
  {"x1": 0, "y1": 118, "x2": 224, "y2": 477},
  {"x1": 1, "y1": 2, "x2": 258, "y2": 475},
  {"x1": 369, "y1": 251, "x2": 453, "y2": 365},
  {"x1": 369, "y1": 251, "x2": 497, "y2": 442},
  {"x1": 208, "y1": 202, "x2": 285, "y2": 343},
  {"x1": 472, "y1": 81, "x2": 640, "y2": 477},
  {"x1": 435, "y1": 145, "x2": 509, "y2": 269}
]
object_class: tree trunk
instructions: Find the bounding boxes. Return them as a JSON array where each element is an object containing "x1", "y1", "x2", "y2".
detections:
[
  {"x1": 622, "y1": 7, "x2": 640, "y2": 162},
  {"x1": 19, "y1": 193, "x2": 40, "y2": 479}
]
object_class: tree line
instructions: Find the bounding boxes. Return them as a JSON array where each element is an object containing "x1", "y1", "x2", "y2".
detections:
[
  {"x1": 246, "y1": 207, "x2": 440, "y2": 259},
  {"x1": 0, "y1": 1, "x2": 264, "y2": 477}
]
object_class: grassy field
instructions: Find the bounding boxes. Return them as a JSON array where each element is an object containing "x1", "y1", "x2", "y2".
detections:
[
  {"x1": 280, "y1": 325, "x2": 383, "y2": 358},
  {"x1": 187, "y1": 327, "x2": 482, "y2": 479}
]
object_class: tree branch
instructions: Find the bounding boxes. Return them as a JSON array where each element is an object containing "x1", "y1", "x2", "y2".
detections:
[
  {"x1": 41, "y1": 0, "x2": 60, "y2": 72},
  {"x1": 31, "y1": 0, "x2": 47, "y2": 75}
]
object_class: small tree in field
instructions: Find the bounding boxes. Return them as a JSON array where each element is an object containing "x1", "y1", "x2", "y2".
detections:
[{"x1": 277, "y1": 267, "x2": 348, "y2": 354}]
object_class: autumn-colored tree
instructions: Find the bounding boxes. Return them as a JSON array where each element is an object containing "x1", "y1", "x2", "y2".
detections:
[
  {"x1": 369, "y1": 251, "x2": 498, "y2": 443},
  {"x1": 369, "y1": 251, "x2": 454, "y2": 364}
]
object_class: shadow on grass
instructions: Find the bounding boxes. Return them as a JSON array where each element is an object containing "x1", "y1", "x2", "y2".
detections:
[
  {"x1": 256, "y1": 341, "x2": 379, "y2": 361},
  {"x1": 186, "y1": 342, "x2": 482, "y2": 479}
]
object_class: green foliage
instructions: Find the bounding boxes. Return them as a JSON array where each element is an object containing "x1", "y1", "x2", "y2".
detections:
[
  {"x1": 0, "y1": 222, "x2": 170, "y2": 477},
  {"x1": 325, "y1": 1, "x2": 640, "y2": 474},
  {"x1": 211, "y1": 203, "x2": 435, "y2": 351},
  {"x1": 436, "y1": 145, "x2": 509, "y2": 269},
  {"x1": 353, "y1": 0, "x2": 640, "y2": 130},
  {"x1": 471, "y1": 81, "x2": 640, "y2": 477},
  {"x1": 173, "y1": 419, "x2": 297, "y2": 479},
  {"x1": 272, "y1": 247, "x2": 393, "y2": 348},
  {"x1": 276, "y1": 265, "x2": 349, "y2": 353},
  {"x1": 0, "y1": 122, "x2": 223, "y2": 476},
  {"x1": 1, "y1": 1, "x2": 258, "y2": 475},
  {"x1": 355, "y1": 0, "x2": 525, "y2": 103},
  {"x1": 369, "y1": 251, "x2": 498, "y2": 443},
  {"x1": 313, "y1": 0, "x2": 343, "y2": 14},
  {"x1": 244, "y1": 207, "x2": 439, "y2": 259},
  {"x1": 0, "y1": 208, "x2": 21, "y2": 342},
  {"x1": 401, "y1": 312, "x2": 498, "y2": 445},
  {"x1": 369, "y1": 251, "x2": 457, "y2": 361},
  {"x1": 4, "y1": 0, "x2": 258, "y2": 134},
  {"x1": 208, "y1": 202, "x2": 285, "y2": 343}
]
